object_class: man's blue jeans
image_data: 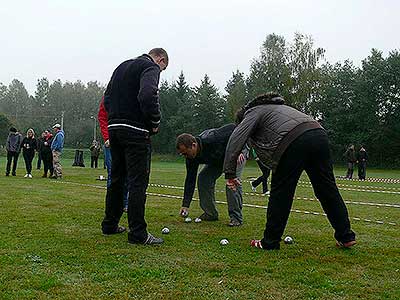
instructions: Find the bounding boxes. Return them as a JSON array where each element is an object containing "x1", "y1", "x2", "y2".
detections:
[{"x1": 103, "y1": 145, "x2": 128, "y2": 208}]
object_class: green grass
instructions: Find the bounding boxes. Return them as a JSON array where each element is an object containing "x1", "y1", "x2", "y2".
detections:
[{"x1": 0, "y1": 156, "x2": 399, "y2": 300}]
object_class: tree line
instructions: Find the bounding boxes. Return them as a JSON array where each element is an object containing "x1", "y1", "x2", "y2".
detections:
[{"x1": 1, "y1": 33, "x2": 399, "y2": 167}]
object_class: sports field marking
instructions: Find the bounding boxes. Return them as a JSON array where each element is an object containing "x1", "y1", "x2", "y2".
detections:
[
  {"x1": 51, "y1": 180, "x2": 398, "y2": 226},
  {"x1": 149, "y1": 183, "x2": 400, "y2": 208},
  {"x1": 244, "y1": 179, "x2": 400, "y2": 193}
]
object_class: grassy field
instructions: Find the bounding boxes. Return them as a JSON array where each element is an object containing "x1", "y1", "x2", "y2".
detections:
[{"x1": 0, "y1": 155, "x2": 399, "y2": 300}]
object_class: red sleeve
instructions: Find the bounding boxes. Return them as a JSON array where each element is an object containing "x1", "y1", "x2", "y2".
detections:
[{"x1": 98, "y1": 96, "x2": 109, "y2": 142}]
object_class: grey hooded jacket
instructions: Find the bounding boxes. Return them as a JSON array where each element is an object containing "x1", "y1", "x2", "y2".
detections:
[
  {"x1": 224, "y1": 102, "x2": 322, "y2": 178},
  {"x1": 6, "y1": 132, "x2": 22, "y2": 153}
]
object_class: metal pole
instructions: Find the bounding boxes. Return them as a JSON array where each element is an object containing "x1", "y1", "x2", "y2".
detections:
[
  {"x1": 93, "y1": 117, "x2": 96, "y2": 141},
  {"x1": 61, "y1": 111, "x2": 65, "y2": 130}
]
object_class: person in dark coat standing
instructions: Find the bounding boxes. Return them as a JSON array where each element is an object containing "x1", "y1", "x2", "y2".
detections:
[
  {"x1": 36, "y1": 132, "x2": 45, "y2": 170},
  {"x1": 344, "y1": 145, "x2": 356, "y2": 179},
  {"x1": 357, "y1": 146, "x2": 368, "y2": 180},
  {"x1": 101, "y1": 48, "x2": 169, "y2": 245},
  {"x1": 40, "y1": 130, "x2": 54, "y2": 178},
  {"x1": 21, "y1": 128, "x2": 37, "y2": 178},
  {"x1": 223, "y1": 93, "x2": 356, "y2": 250},
  {"x1": 5, "y1": 127, "x2": 22, "y2": 176},
  {"x1": 250, "y1": 148, "x2": 271, "y2": 195},
  {"x1": 90, "y1": 140, "x2": 101, "y2": 168}
]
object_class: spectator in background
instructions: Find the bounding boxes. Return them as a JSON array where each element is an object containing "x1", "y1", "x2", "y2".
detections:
[
  {"x1": 40, "y1": 130, "x2": 54, "y2": 178},
  {"x1": 5, "y1": 127, "x2": 22, "y2": 176},
  {"x1": 90, "y1": 140, "x2": 101, "y2": 168},
  {"x1": 36, "y1": 132, "x2": 45, "y2": 170},
  {"x1": 250, "y1": 148, "x2": 271, "y2": 196},
  {"x1": 344, "y1": 144, "x2": 356, "y2": 179},
  {"x1": 50, "y1": 123, "x2": 65, "y2": 179},
  {"x1": 21, "y1": 128, "x2": 37, "y2": 178},
  {"x1": 98, "y1": 97, "x2": 129, "y2": 212},
  {"x1": 357, "y1": 145, "x2": 368, "y2": 180}
]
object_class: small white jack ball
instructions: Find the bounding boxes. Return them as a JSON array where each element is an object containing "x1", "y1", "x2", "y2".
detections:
[
  {"x1": 184, "y1": 217, "x2": 192, "y2": 223},
  {"x1": 220, "y1": 239, "x2": 229, "y2": 245},
  {"x1": 161, "y1": 227, "x2": 170, "y2": 234},
  {"x1": 284, "y1": 236, "x2": 293, "y2": 244},
  {"x1": 194, "y1": 218, "x2": 202, "y2": 223}
]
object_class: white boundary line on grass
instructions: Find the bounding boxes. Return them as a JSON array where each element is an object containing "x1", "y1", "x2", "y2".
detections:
[
  {"x1": 149, "y1": 183, "x2": 400, "y2": 209},
  {"x1": 336, "y1": 176, "x2": 400, "y2": 184},
  {"x1": 298, "y1": 180, "x2": 400, "y2": 191},
  {"x1": 244, "y1": 179, "x2": 400, "y2": 193},
  {"x1": 53, "y1": 180, "x2": 398, "y2": 226}
]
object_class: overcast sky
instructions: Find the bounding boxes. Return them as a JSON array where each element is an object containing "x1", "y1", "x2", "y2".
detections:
[{"x1": 1, "y1": 0, "x2": 399, "y2": 95}]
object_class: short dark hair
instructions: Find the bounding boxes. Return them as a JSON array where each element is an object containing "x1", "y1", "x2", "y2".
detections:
[
  {"x1": 9, "y1": 127, "x2": 17, "y2": 133},
  {"x1": 149, "y1": 48, "x2": 169, "y2": 63},
  {"x1": 176, "y1": 133, "x2": 196, "y2": 149}
]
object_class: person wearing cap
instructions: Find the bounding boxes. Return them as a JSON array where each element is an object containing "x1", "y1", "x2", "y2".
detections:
[
  {"x1": 101, "y1": 48, "x2": 168, "y2": 245},
  {"x1": 223, "y1": 92, "x2": 356, "y2": 250},
  {"x1": 5, "y1": 127, "x2": 23, "y2": 176},
  {"x1": 50, "y1": 123, "x2": 65, "y2": 179}
]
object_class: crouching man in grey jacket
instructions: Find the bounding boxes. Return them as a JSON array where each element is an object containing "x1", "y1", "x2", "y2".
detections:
[{"x1": 223, "y1": 93, "x2": 356, "y2": 250}]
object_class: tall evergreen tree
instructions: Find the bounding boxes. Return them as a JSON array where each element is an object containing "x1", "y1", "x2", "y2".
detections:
[
  {"x1": 193, "y1": 74, "x2": 225, "y2": 133},
  {"x1": 225, "y1": 70, "x2": 247, "y2": 122}
]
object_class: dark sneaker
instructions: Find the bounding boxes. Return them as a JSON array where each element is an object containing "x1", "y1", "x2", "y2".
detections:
[
  {"x1": 129, "y1": 233, "x2": 164, "y2": 245},
  {"x1": 228, "y1": 220, "x2": 242, "y2": 227},
  {"x1": 5, "y1": 173, "x2": 9, "y2": 176},
  {"x1": 12, "y1": 173, "x2": 16, "y2": 176},
  {"x1": 143, "y1": 233, "x2": 164, "y2": 245},
  {"x1": 336, "y1": 240, "x2": 356, "y2": 248},
  {"x1": 198, "y1": 213, "x2": 218, "y2": 221},
  {"x1": 103, "y1": 226, "x2": 126, "y2": 235}
]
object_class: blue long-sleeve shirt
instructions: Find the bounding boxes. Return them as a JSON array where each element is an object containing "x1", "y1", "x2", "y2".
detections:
[{"x1": 51, "y1": 130, "x2": 65, "y2": 152}]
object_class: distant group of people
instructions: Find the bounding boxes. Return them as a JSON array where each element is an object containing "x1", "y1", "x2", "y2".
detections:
[
  {"x1": 99, "y1": 48, "x2": 356, "y2": 251},
  {"x1": 344, "y1": 144, "x2": 368, "y2": 180},
  {"x1": 5, "y1": 124, "x2": 65, "y2": 179}
]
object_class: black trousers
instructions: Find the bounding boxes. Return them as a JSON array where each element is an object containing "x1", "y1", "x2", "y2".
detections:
[
  {"x1": 6, "y1": 151, "x2": 19, "y2": 175},
  {"x1": 23, "y1": 150, "x2": 35, "y2": 174},
  {"x1": 346, "y1": 162, "x2": 355, "y2": 179},
  {"x1": 37, "y1": 151, "x2": 42, "y2": 169},
  {"x1": 101, "y1": 128, "x2": 151, "y2": 243},
  {"x1": 41, "y1": 151, "x2": 53, "y2": 176},
  {"x1": 261, "y1": 129, "x2": 355, "y2": 249},
  {"x1": 252, "y1": 161, "x2": 271, "y2": 193},
  {"x1": 358, "y1": 161, "x2": 367, "y2": 180},
  {"x1": 91, "y1": 156, "x2": 99, "y2": 168}
]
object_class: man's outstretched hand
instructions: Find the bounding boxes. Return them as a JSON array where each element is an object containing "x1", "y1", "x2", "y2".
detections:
[{"x1": 226, "y1": 178, "x2": 241, "y2": 191}]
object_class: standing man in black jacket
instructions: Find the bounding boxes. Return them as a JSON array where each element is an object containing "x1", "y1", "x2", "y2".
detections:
[
  {"x1": 344, "y1": 145, "x2": 356, "y2": 179},
  {"x1": 357, "y1": 145, "x2": 368, "y2": 180},
  {"x1": 176, "y1": 124, "x2": 248, "y2": 226},
  {"x1": 224, "y1": 93, "x2": 356, "y2": 250},
  {"x1": 101, "y1": 48, "x2": 168, "y2": 245}
]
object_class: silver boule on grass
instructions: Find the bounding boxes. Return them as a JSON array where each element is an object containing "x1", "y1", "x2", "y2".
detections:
[
  {"x1": 184, "y1": 217, "x2": 192, "y2": 223},
  {"x1": 161, "y1": 227, "x2": 170, "y2": 234},
  {"x1": 284, "y1": 236, "x2": 294, "y2": 244},
  {"x1": 220, "y1": 239, "x2": 229, "y2": 245}
]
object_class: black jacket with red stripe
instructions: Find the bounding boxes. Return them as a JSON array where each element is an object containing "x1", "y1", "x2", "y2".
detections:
[{"x1": 104, "y1": 54, "x2": 161, "y2": 137}]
